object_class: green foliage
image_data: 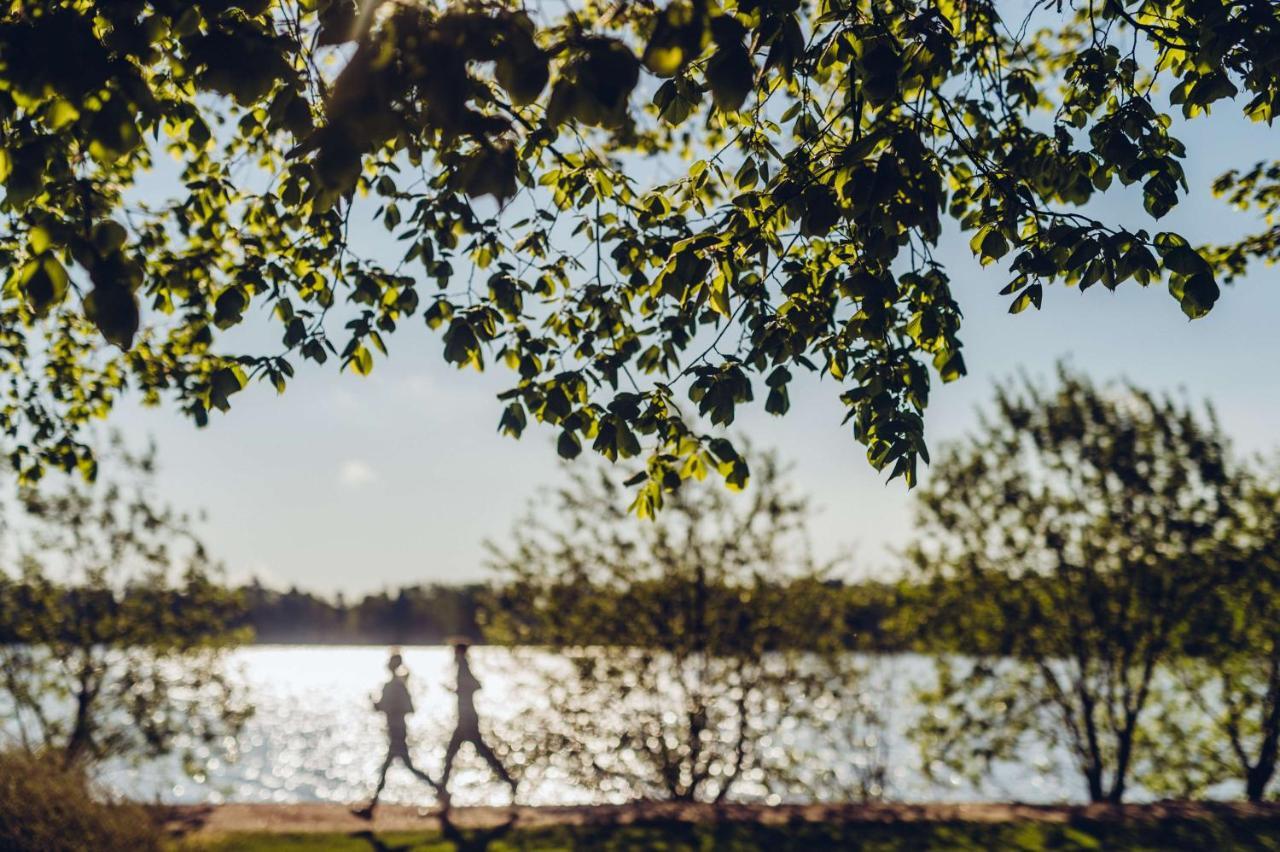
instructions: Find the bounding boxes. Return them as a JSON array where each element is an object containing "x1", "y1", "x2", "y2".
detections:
[
  {"x1": 1208, "y1": 161, "x2": 1280, "y2": 281},
  {"x1": 907, "y1": 365, "x2": 1248, "y2": 803},
  {"x1": 0, "y1": 749, "x2": 161, "y2": 852},
  {"x1": 484, "y1": 453, "x2": 885, "y2": 802},
  {"x1": 0, "y1": 0, "x2": 1274, "y2": 502},
  {"x1": 0, "y1": 442, "x2": 251, "y2": 771}
]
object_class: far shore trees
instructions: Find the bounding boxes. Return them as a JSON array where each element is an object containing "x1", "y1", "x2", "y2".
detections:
[
  {"x1": 0, "y1": 443, "x2": 250, "y2": 771},
  {"x1": 485, "y1": 452, "x2": 886, "y2": 802},
  {"x1": 908, "y1": 367, "x2": 1251, "y2": 804}
]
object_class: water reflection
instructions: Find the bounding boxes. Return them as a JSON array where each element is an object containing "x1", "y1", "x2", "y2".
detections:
[{"x1": 88, "y1": 646, "x2": 1084, "y2": 805}]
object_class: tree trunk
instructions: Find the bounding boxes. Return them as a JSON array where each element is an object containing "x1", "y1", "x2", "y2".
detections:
[
  {"x1": 1247, "y1": 762, "x2": 1275, "y2": 803},
  {"x1": 1108, "y1": 723, "x2": 1136, "y2": 804},
  {"x1": 1249, "y1": 659, "x2": 1280, "y2": 802},
  {"x1": 63, "y1": 688, "x2": 94, "y2": 766},
  {"x1": 1084, "y1": 763, "x2": 1106, "y2": 803}
]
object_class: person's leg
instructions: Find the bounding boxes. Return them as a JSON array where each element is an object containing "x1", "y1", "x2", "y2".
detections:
[
  {"x1": 440, "y1": 729, "x2": 464, "y2": 789},
  {"x1": 470, "y1": 732, "x2": 516, "y2": 790},
  {"x1": 372, "y1": 751, "x2": 396, "y2": 804},
  {"x1": 400, "y1": 751, "x2": 439, "y2": 791},
  {"x1": 353, "y1": 750, "x2": 396, "y2": 819}
]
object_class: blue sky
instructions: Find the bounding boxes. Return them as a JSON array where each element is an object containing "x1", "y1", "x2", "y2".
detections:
[{"x1": 105, "y1": 88, "x2": 1280, "y2": 595}]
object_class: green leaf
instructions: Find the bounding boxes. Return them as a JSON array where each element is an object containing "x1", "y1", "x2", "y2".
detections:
[
  {"x1": 705, "y1": 45, "x2": 754, "y2": 112},
  {"x1": 642, "y1": 2, "x2": 706, "y2": 77},
  {"x1": 1162, "y1": 245, "x2": 1211, "y2": 277},
  {"x1": 1175, "y1": 272, "x2": 1219, "y2": 319},
  {"x1": 800, "y1": 185, "x2": 840, "y2": 237},
  {"x1": 348, "y1": 345, "x2": 374, "y2": 375},
  {"x1": 214, "y1": 287, "x2": 249, "y2": 330},
  {"x1": 208, "y1": 366, "x2": 246, "y2": 412},
  {"x1": 19, "y1": 257, "x2": 69, "y2": 316},
  {"x1": 498, "y1": 402, "x2": 527, "y2": 437},
  {"x1": 29, "y1": 225, "x2": 52, "y2": 255},
  {"x1": 937, "y1": 351, "x2": 966, "y2": 383},
  {"x1": 92, "y1": 221, "x2": 128, "y2": 255},
  {"x1": 557, "y1": 429, "x2": 582, "y2": 459},
  {"x1": 1008, "y1": 284, "x2": 1042, "y2": 314},
  {"x1": 85, "y1": 284, "x2": 139, "y2": 350},
  {"x1": 971, "y1": 226, "x2": 1009, "y2": 265}
]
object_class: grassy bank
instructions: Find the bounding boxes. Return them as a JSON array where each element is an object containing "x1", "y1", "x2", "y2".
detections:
[{"x1": 177, "y1": 808, "x2": 1280, "y2": 851}]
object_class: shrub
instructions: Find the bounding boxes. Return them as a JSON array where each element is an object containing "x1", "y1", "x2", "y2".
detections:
[{"x1": 0, "y1": 750, "x2": 161, "y2": 852}]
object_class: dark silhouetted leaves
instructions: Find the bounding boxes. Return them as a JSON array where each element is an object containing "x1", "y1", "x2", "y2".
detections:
[
  {"x1": 0, "y1": 0, "x2": 1268, "y2": 492},
  {"x1": 1171, "y1": 273, "x2": 1220, "y2": 319},
  {"x1": 214, "y1": 287, "x2": 249, "y2": 330},
  {"x1": 1008, "y1": 283, "x2": 1043, "y2": 314},
  {"x1": 706, "y1": 46, "x2": 754, "y2": 112},
  {"x1": 85, "y1": 284, "x2": 139, "y2": 351},
  {"x1": 459, "y1": 143, "x2": 519, "y2": 202},
  {"x1": 317, "y1": 0, "x2": 357, "y2": 45},
  {"x1": 800, "y1": 185, "x2": 840, "y2": 237},
  {"x1": 183, "y1": 24, "x2": 293, "y2": 107},
  {"x1": 550, "y1": 38, "x2": 640, "y2": 127},
  {"x1": 643, "y1": 1, "x2": 709, "y2": 77},
  {"x1": 704, "y1": 16, "x2": 754, "y2": 111},
  {"x1": 494, "y1": 17, "x2": 549, "y2": 106},
  {"x1": 208, "y1": 366, "x2": 246, "y2": 412},
  {"x1": 855, "y1": 36, "x2": 902, "y2": 106},
  {"x1": 557, "y1": 429, "x2": 582, "y2": 459},
  {"x1": 17, "y1": 258, "x2": 69, "y2": 317}
]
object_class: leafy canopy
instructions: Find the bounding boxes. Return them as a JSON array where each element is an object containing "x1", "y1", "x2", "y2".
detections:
[{"x1": 0, "y1": 0, "x2": 1276, "y2": 503}]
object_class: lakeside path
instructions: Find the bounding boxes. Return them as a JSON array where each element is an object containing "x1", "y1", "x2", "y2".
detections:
[{"x1": 158, "y1": 801, "x2": 1280, "y2": 837}]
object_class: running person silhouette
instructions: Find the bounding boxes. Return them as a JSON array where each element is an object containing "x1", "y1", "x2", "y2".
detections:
[
  {"x1": 353, "y1": 651, "x2": 441, "y2": 820},
  {"x1": 439, "y1": 639, "x2": 516, "y2": 807}
]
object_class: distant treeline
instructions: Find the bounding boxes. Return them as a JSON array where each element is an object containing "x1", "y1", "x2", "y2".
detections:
[
  {"x1": 0, "y1": 577, "x2": 919, "y2": 650},
  {"x1": 234, "y1": 581, "x2": 488, "y2": 645},
  {"x1": 232, "y1": 578, "x2": 912, "y2": 650}
]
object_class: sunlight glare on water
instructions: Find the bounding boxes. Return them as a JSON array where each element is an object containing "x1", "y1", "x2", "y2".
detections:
[{"x1": 94, "y1": 646, "x2": 1090, "y2": 806}]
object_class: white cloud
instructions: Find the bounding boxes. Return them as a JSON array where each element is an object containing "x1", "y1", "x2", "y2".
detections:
[{"x1": 338, "y1": 459, "x2": 378, "y2": 487}]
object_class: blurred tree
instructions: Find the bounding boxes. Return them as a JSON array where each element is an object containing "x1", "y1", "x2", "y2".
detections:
[
  {"x1": 0, "y1": 442, "x2": 250, "y2": 771},
  {"x1": 908, "y1": 366, "x2": 1245, "y2": 804},
  {"x1": 485, "y1": 453, "x2": 886, "y2": 802},
  {"x1": 1142, "y1": 464, "x2": 1280, "y2": 802},
  {"x1": 0, "y1": 0, "x2": 1275, "y2": 505}
]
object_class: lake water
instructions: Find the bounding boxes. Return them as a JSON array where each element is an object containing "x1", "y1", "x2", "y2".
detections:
[{"x1": 91, "y1": 646, "x2": 1098, "y2": 806}]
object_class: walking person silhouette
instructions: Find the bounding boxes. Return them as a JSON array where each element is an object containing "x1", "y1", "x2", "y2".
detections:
[
  {"x1": 353, "y1": 651, "x2": 441, "y2": 820},
  {"x1": 439, "y1": 638, "x2": 517, "y2": 808}
]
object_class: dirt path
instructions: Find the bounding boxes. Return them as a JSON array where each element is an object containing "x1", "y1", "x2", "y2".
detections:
[{"x1": 156, "y1": 801, "x2": 1280, "y2": 837}]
